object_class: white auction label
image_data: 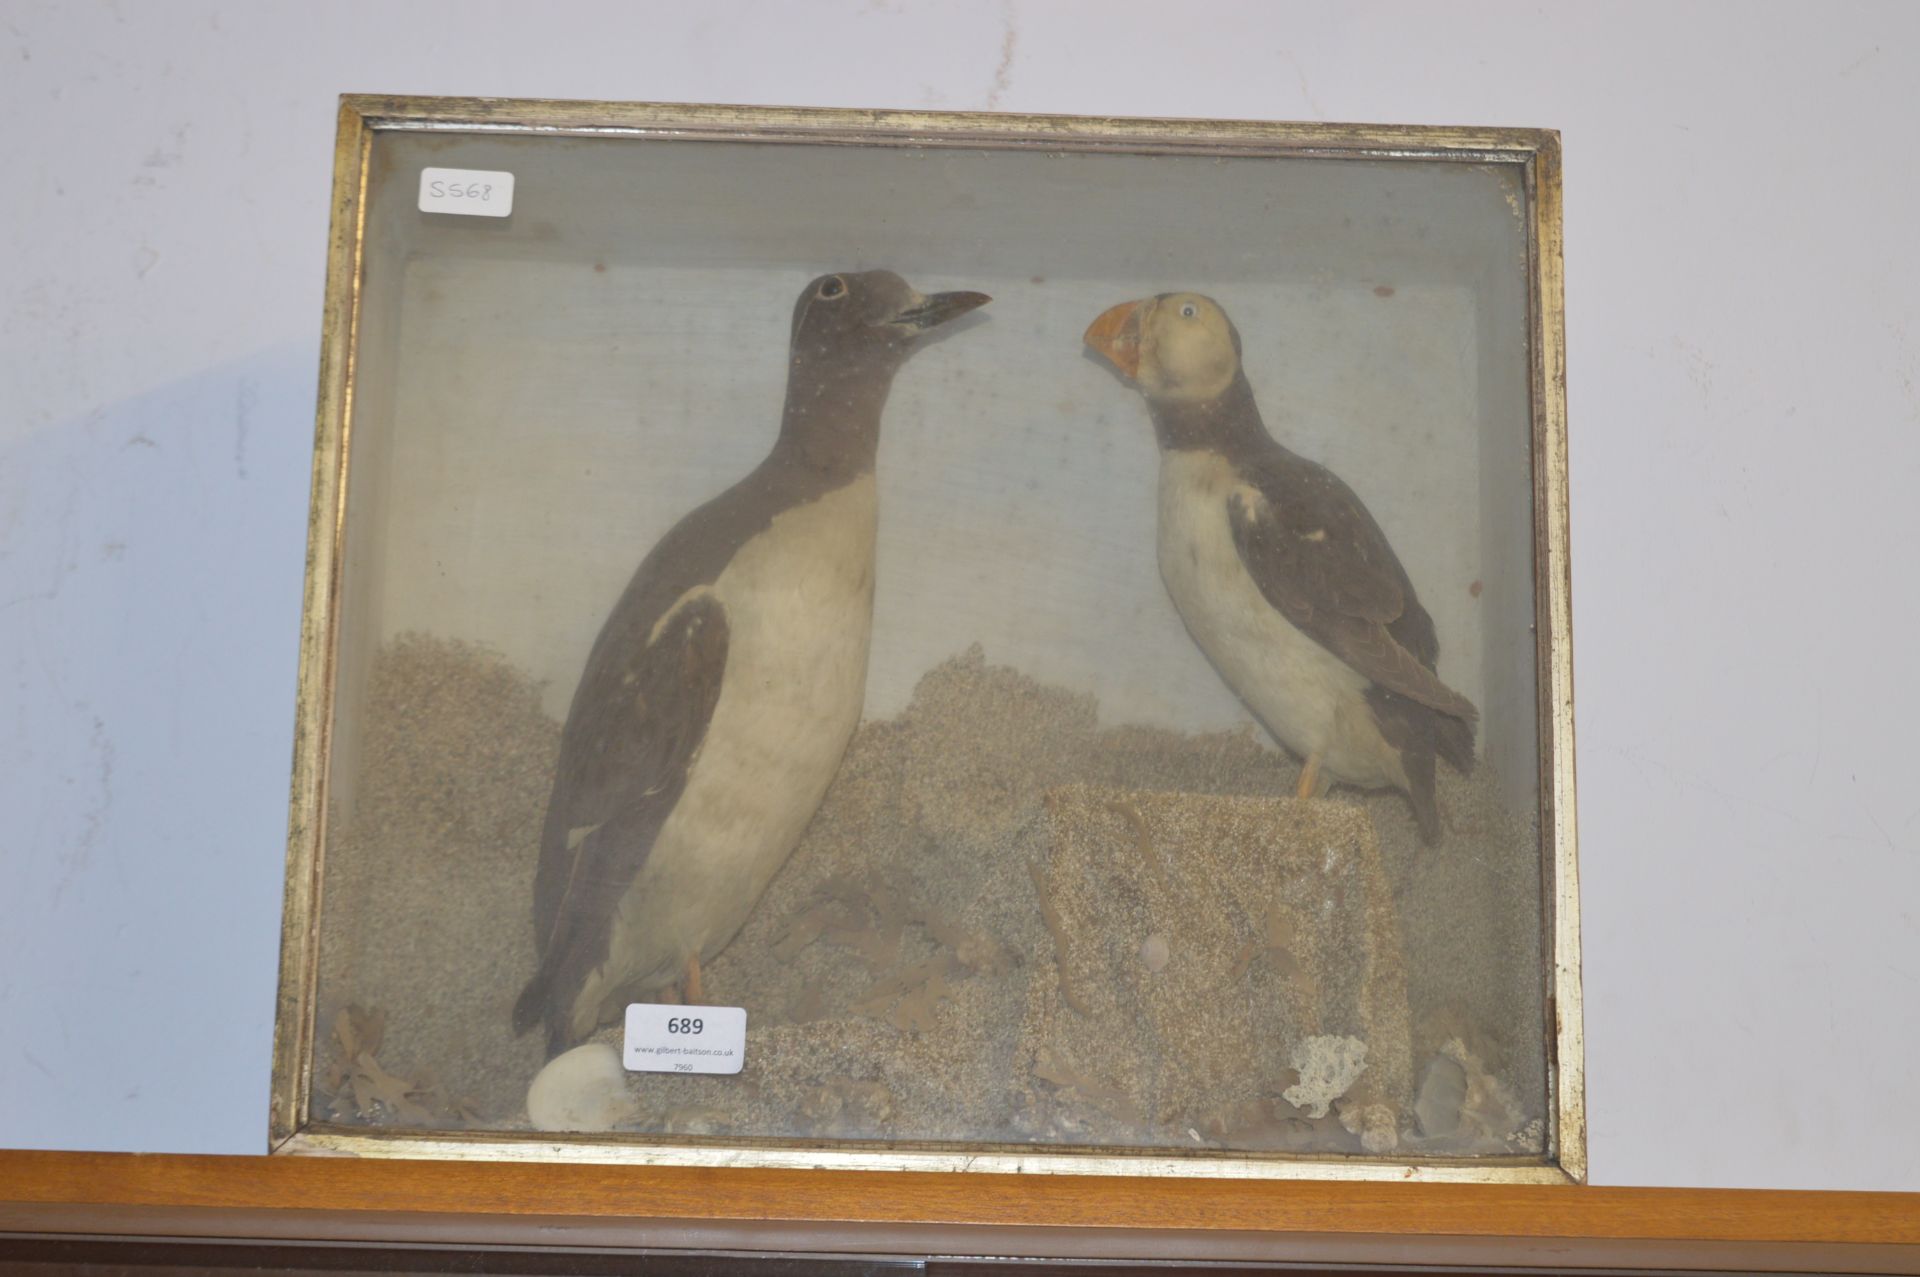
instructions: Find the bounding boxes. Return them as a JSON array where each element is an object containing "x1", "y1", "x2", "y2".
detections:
[
  {"x1": 417, "y1": 167, "x2": 515, "y2": 217},
  {"x1": 623, "y1": 1003, "x2": 746, "y2": 1075}
]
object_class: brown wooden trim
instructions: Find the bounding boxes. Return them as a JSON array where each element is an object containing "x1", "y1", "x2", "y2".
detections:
[
  {"x1": 1, "y1": 1151, "x2": 1918, "y2": 1274},
  {"x1": 3, "y1": 1237, "x2": 904, "y2": 1275}
]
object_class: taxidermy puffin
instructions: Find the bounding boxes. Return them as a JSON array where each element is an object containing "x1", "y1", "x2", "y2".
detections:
[
  {"x1": 515, "y1": 270, "x2": 990, "y2": 1059},
  {"x1": 1084, "y1": 292, "x2": 1475, "y2": 843}
]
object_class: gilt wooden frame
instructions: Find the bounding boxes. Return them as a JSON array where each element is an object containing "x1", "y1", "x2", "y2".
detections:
[{"x1": 271, "y1": 95, "x2": 1581, "y2": 1184}]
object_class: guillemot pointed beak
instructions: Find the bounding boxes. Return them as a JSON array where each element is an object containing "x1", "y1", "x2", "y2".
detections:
[
  {"x1": 888, "y1": 290, "x2": 992, "y2": 332},
  {"x1": 1084, "y1": 299, "x2": 1144, "y2": 381}
]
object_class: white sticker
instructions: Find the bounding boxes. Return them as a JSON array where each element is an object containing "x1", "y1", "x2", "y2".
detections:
[
  {"x1": 623, "y1": 1003, "x2": 746, "y2": 1075},
  {"x1": 418, "y1": 167, "x2": 515, "y2": 217}
]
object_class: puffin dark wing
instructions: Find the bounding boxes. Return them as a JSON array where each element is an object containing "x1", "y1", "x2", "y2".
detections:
[
  {"x1": 514, "y1": 590, "x2": 729, "y2": 1052},
  {"x1": 1225, "y1": 461, "x2": 1477, "y2": 725}
]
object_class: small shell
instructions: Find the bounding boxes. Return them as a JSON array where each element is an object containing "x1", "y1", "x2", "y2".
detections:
[{"x1": 1139, "y1": 933, "x2": 1171, "y2": 973}]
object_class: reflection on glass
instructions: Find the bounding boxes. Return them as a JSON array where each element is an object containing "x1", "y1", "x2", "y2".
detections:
[{"x1": 310, "y1": 129, "x2": 1546, "y2": 1161}]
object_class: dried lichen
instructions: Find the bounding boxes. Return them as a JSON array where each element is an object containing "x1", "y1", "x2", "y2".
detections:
[{"x1": 1284, "y1": 1034, "x2": 1369, "y2": 1119}]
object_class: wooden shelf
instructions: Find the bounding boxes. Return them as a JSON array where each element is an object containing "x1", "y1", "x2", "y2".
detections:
[{"x1": 2, "y1": 1150, "x2": 1918, "y2": 1273}]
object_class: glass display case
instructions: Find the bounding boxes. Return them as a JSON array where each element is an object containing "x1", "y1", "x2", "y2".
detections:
[{"x1": 270, "y1": 97, "x2": 1580, "y2": 1182}]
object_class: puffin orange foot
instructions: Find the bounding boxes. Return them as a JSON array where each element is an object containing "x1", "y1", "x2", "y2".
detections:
[{"x1": 1296, "y1": 751, "x2": 1324, "y2": 800}]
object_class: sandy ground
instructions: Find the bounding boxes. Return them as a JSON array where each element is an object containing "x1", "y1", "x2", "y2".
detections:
[{"x1": 312, "y1": 636, "x2": 1546, "y2": 1157}]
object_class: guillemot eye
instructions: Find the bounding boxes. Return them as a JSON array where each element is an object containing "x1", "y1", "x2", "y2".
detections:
[
  {"x1": 818, "y1": 276, "x2": 847, "y2": 300},
  {"x1": 1180, "y1": 303, "x2": 1197, "y2": 318}
]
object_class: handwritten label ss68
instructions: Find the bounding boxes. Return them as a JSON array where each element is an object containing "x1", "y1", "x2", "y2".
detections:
[
  {"x1": 623, "y1": 1002, "x2": 745, "y2": 1075},
  {"x1": 418, "y1": 167, "x2": 515, "y2": 217}
]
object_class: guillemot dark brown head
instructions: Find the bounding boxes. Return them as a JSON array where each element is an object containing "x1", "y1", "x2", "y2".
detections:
[
  {"x1": 779, "y1": 270, "x2": 989, "y2": 473},
  {"x1": 790, "y1": 269, "x2": 990, "y2": 369}
]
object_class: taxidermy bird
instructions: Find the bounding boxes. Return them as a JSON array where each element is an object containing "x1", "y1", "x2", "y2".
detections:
[
  {"x1": 1084, "y1": 292, "x2": 1475, "y2": 844},
  {"x1": 515, "y1": 270, "x2": 989, "y2": 1057}
]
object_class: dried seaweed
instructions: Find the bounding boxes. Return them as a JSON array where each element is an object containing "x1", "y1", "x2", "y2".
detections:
[
  {"x1": 774, "y1": 871, "x2": 1014, "y2": 1033},
  {"x1": 786, "y1": 984, "x2": 827, "y2": 1024},
  {"x1": 1027, "y1": 858, "x2": 1089, "y2": 1015},
  {"x1": 926, "y1": 914, "x2": 1013, "y2": 975},
  {"x1": 1107, "y1": 797, "x2": 1169, "y2": 893},
  {"x1": 826, "y1": 920, "x2": 904, "y2": 970},
  {"x1": 1033, "y1": 1046, "x2": 1142, "y2": 1125},
  {"x1": 317, "y1": 1003, "x2": 478, "y2": 1127},
  {"x1": 853, "y1": 954, "x2": 960, "y2": 1033},
  {"x1": 1200, "y1": 1095, "x2": 1349, "y2": 1152},
  {"x1": 771, "y1": 900, "x2": 847, "y2": 961},
  {"x1": 799, "y1": 1078, "x2": 895, "y2": 1133}
]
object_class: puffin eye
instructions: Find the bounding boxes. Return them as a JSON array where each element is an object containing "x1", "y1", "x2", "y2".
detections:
[
  {"x1": 817, "y1": 276, "x2": 847, "y2": 300},
  {"x1": 1180, "y1": 303, "x2": 1197, "y2": 318}
]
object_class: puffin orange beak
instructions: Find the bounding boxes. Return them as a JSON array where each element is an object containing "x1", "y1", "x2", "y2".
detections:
[{"x1": 1084, "y1": 300, "x2": 1144, "y2": 381}]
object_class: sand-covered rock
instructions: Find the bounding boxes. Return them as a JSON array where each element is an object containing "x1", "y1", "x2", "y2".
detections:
[{"x1": 1013, "y1": 786, "x2": 1411, "y2": 1148}]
